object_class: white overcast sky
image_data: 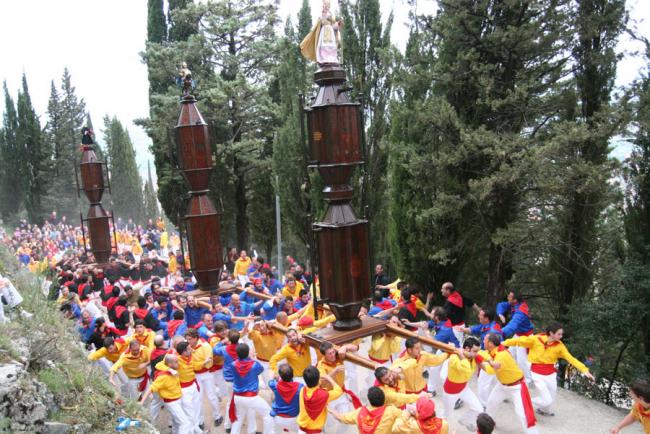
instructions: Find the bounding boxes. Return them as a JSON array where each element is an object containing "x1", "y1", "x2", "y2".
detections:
[{"x1": 0, "y1": 0, "x2": 648, "y2": 181}]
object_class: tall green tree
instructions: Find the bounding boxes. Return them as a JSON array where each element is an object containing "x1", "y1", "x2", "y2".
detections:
[
  {"x1": 168, "y1": 0, "x2": 196, "y2": 42},
  {"x1": 147, "y1": 0, "x2": 167, "y2": 44},
  {"x1": 17, "y1": 74, "x2": 50, "y2": 223},
  {"x1": 552, "y1": 0, "x2": 626, "y2": 311},
  {"x1": 339, "y1": 0, "x2": 395, "y2": 265},
  {"x1": 45, "y1": 69, "x2": 86, "y2": 219},
  {"x1": 0, "y1": 82, "x2": 25, "y2": 220},
  {"x1": 143, "y1": 161, "x2": 159, "y2": 219},
  {"x1": 103, "y1": 116, "x2": 145, "y2": 223}
]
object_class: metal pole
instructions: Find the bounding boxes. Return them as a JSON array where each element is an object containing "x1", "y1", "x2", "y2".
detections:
[{"x1": 275, "y1": 175, "x2": 283, "y2": 279}]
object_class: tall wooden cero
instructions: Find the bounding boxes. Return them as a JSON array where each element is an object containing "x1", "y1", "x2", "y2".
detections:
[
  {"x1": 78, "y1": 140, "x2": 114, "y2": 265},
  {"x1": 306, "y1": 65, "x2": 370, "y2": 330},
  {"x1": 175, "y1": 94, "x2": 223, "y2": 290}
]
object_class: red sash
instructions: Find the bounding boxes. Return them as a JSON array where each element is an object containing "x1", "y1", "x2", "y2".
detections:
[
  {"x1": 447, "y1": 291, "x2": 463, "y2": 308},
  {"x1": 357, "y1": 406, "x2": 386, "y2": 434},
  {"x1": 443, "y1": 378, "x2": 467, "y2": 394},
  {"x1": 531, "y1": 363, "x2": 557, "y2": 375},
  {"x1": 229, "y1": 391, "x2": 257, "y2": 422},
  {"x1": 505, "y1": 379, "x2": 536, "y2": 427},
  {"x1": 302, "y1": 387, "x2": 330, "y2": 420},
  {"x1": 136, "y1": 371, "x2": 149, "y2": 392}
]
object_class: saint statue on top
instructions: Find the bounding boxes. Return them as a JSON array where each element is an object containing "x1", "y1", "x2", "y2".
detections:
[{"x1": 300, "y1": 0, "x2": 343, "y2": 65}]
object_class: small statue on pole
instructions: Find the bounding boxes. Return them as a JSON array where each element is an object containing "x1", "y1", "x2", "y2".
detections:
[
  {"x1": 176, "y1": 61, "x2": 195, "y2": 96},
  {"x1": 300, "y1": 0, "x2": 343, "y2": 65}
]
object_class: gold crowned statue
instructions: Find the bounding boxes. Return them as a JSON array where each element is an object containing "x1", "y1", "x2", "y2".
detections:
[{"x1": 300, "y1": 0, "x2": 342, "y2": 65}]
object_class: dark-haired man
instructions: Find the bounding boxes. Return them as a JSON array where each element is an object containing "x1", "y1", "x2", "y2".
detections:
[
  {"x1": 269, "y1": 364, "x2": 304, "y2": 433},
  {"x1": 230, "y1": 343, "x2": 274, "y2": 434},
  {"x1": 109, "y1": 340, "x2": 151, "y2": 400},
  {"x1": 501, "y1": 291, "x2": 534, "y2": 383},
  {"x1": 297, "y1": 366, "x2": 341, "y2": 434},
  {"x1": 330, "y1": 386, "x2": 402, "y2": 434},
  {"x1": 392, "y1": 337, "x2": 449, "y2": 394}
]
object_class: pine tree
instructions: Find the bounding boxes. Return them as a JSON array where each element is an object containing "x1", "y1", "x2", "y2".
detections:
[
  {"x1": 17, "y1": 74, "x2": 50, "y2": 223},
  {"x1": 147, "y1": 0, "x2": 167, "y2": 43},
  {"x1": 143, "y1": 161, "x2": 159, "y2": 219},
  {"x1": 339, "y1": 0, "x2": 395, "y2": 265},
  {"x1": 0, "y1": 82, "x2": 24, "y2": 220},
  {"x1": 168, "y1": 0, "x2": 196, "y2": 42},
  {"x1": 103, "y1": 116, "x2": 145, "y2": 224}
]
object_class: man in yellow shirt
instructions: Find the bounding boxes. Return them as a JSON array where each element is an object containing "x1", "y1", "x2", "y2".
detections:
[
  {"x1": 481, "y1": 333, "x2": 539, "y2": 434},
  {"x1": 174, "y1": 340, "x2": 203, "y2": 433},
  {"x1": 441, "y1": 337, "x2": 483, "y2": 431},
  {"x1": 281, "y1": 277, "x2": 303, "y2": 299},
  {"x1": 297, "y1": 366, "x2": 342, "y2": 433},
  {"x1": 392, "y1": 395, "x2": 449, "y2": 434},
  {"x1": 185, "y1": 328, "x2": 223, "y2": 427},
  {"x1": 88, "y1": 337, "x2": 128, "y2": 384},
  {"x1": 373, "y1": 365, "x2": 431, "y2": 408},
  {"x1": 109, "y1": 340, "x2": 151, "y2": 399},
  {"x1": 609, "y1": 379, "x2": 650, "y2": 434},
  {"x1": 316, "y1": 342, "x2": 359, "y2": 432},
  {"x1": 329, "y1": 386, "x2": 402, "y2": 434},
  {"x1": 248, "y1": 320, "x2": 283, "y2": 388},
  {"x1": 234, "y1": 250, "x2": 251, "y2": 285},
  {"x1": 125, "y1": 319, "x2": 156, "y2": 349},
  {"x1": 503, "y1": 322, "x2": 594, "y2": 416},
  {"x1": 270, "y1": 328, "x2": 313, "y2": 384},
  {"x1": 392, "y1": 337, "x2": 449, "y2": 393},
  {"x1": 139, "y1": 354, "x2": 193, "y2": 434}
]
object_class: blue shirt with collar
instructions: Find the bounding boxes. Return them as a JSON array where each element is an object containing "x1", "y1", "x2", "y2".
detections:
[
  {"x1": 269, "y1": 379, "x2": 303, "y2": 417},
  {"x1": 231, "y1": 358, "x2": 264, "y2": 393}
]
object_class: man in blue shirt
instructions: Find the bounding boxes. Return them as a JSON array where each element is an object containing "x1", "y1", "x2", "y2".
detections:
[
  {"x1": 269, "y1": 363, "x2": 303, "y2": 433},
  {"x1": 230, "y1": 343, "x2": 274, "y2": 434},
  {"x1": 501, "y1": 291, "x2": 534, "y2": 383},
  {"x1": 182, "y1": 295, "x2": 210, "y2": 328},
  {"x1": 459, "y1": 307, "x2": 504, "y2": 349},
  {"x1": 294, "y1": 289, "x2": 311, "y2": 310},
  {"x1": 227, "y1": 294, "x2": 256, "y2": 331},
  {"x1": 368, "y1": 290, "x2": 397, "y2": 316},
  {"x1": 260, "y1": 296, "x2": 280, "y2": 321},
  {"x1": 264, "y1": 269, "x2": 283, "y2": 295}
]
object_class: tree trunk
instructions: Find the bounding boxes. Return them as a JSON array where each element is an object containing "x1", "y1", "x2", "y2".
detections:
[
  {"x1": 486, "y1": 241, "x2": 512, "y2": 308},
  {"x1": 234, "y1": 156, "x2": 248, "y2": 250}
]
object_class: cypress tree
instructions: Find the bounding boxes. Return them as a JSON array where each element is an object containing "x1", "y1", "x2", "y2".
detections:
[
  {"x1": 0, "y1": 82, "x2": 24, "y2": 220},
  {"x1": 103, "y1": 116, "x2": 145, "y2": 224},
  {"x1": 147, "y1": 0, "x2": 167, "y2": 43},
  {"x1": 143, "y1": 161, "x2": 159, "y2": 219},
  {"x1": 17, "y1": 74, "x2": 50, "y2": 223}
]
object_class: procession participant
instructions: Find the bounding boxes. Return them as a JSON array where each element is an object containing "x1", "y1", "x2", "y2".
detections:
[
  {"x1": 502, "y1": 322, "x2": 595, "y2": 416},
  {"x1": 392, "y1": 337, "x2": 449, "y2": 394},
  {"x1": 329, "y1": 386, "x2": 402, "y2": 434},
  {"x1": 167, "y1": 310, "x2": 188, "y2": 340},
  {"x1": 457, "y1": 307, "x2": 503, "y2": 349},
  {"x1": 248, "y1": 319, "x2": 284, "y2": 388},
  {"x1": 297, "y1": 366, "x2": 342, "y2": 434},
  {"x1": 269, "y1": 364, "x2": 304, "y2": 433},
  {"x1": 270, "y1": 328, "x2": 312, "y2": 384},
  {"x1": 109, "y1": 340, "x2": 151, "y2": 400},
  {"x1": 609, "y1": 379, "x2": 650, "y2": 433},
  {"x1": 173, "y1": 340, "x2": 203, "y2": 433},
  {"x1": 140, "y1": 353, "x2": 193, "y2": 434},
  {"x1": 392, "y1": 395, "x2": 449, "y2": 434},
  {"x1": 482, "y1": 333, "x2": 539, "y2": 434},
  {"x1": 185, "y1": 328, "x2": 223, "y2": 427},
  {"x1": 234, "y1": 250, "x2": 252, "y2": 285},
  {"x1": 149, "y1": 335, "x2": 170, "y2": 422},
  {"x1": 373, "y1": 366, "x2": 427, "y2": 408},
  {"x1": 441, "y1": 337, "x2": 483, "y2": 431},
  {"x1": 439, "y1": 281, "x2": 479, "y2": 343},
  {"x1": 125, "y1": 319, "x2": 156, "y2": 349},
  {"x1": 282, "y1": 276, "x2": 303, "y2": 299},
  {"x1": 196, "y1": 312, "x2": 215, "y2": 339},
  {"x1": 477, "y1": 413, "x2": 496, "y2": 434},
  {"x1": 366, "y1": 316, "x2": 402, "y2": 388},
  {"x1": 229, "y1": 343, "x2": 275, "y2": 434},
  {"x1": 368, "y1": 289, "x2": 397, "y2": 316},
  {"x1": 88, "y1": 336, "x2": 128, "y2": 381},
  {"x1": 501, "y1": 291, "x2": 534, "y2": 383},
  {"x1": 209, "y1": 320, "x2": 229, "y2": 395}
]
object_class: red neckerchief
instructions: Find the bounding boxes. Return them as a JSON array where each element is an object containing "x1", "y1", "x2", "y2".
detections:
[
  {"x1": 375, "y1": 299, "x2": 394, "y2": 310},
  {"x1": 151, "y1": 347, "x2": 167, "y2": 362},
  {"x1": 276, "y1": 380, "x2": 300, "y2": 403},
  {"x1": 489, "y1": 344, "x2": 507, "y2": 359},
  {"x1": 133, "y1": 308, "x2": 148, "y2": 319},
  {"x1": 154, "y1": 369, "x2": 171, "y2": 380},
  {"x1": 106, "y1": 296, "x2": 119, "y2": 311},
  {"x1": 226, "y1": 344, "x2": 238, "y2": 360},
  {"x1": 302, "y1": 387, "x2": 330, "y2": 420},
  {"x1": 373, "y1": 379, "x2": 400, "y2": 393},
  {"x1": 443, "y1": 319, "x2": 452, "y2": 328},
  {"x1": 538, "y1": 334, "x2": 560, "y2": 349},
  {"x1": 447, "y1": 291, "x2": 463, "y2": 308},
  {"x1": 114, "y1": 305, "x2": 127, "y2": 318},
  {"x1": 404, "y1": 301, "x2": 417, "y2": 317},
  {"x1": 517, "y1": 302, "x2": 529, "y2": 316},
  {"x1": 636, "y1": 402, "x2": 650, "y2": 419},
  {"x1": 417, "y1": 416, "x2": 444, "y2": 434},
  {"x1": 77, "y1": 283, "x2": 86, "y2": 297},
  {"x1": 234, "y1": 359, "x2": 254, "y2": 377},
  {"x1": 357, "y1": 406, "x2": 386, "y2": 434},
  {"x1": 167, "y1": 319, "x2": 183, "y2": 338},
  {"x1": 291, "y1": 343, "x2": 305, "y2": 356},
  {"x1": 134, "y1": 332, "x2": 150, "y2": 345}
]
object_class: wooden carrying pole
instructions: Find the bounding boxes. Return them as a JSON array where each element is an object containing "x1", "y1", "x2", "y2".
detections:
[
  {"x1": 269, "y1": 323, "x2": 378, "y2": 371},
  {"x1": 385, "y1": 323, "x2": 457, "y2": 353}
]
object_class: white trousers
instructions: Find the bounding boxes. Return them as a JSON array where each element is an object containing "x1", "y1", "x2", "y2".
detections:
[
  {"x1": 344, "y1": 361, "x2": 359, "y2": 396},
  {"x1": 257, "y1": 360, "x2": 270, "y2": 389},
  {"x1": 274, "y1": 415, "x2": 299, "y2": 433},
  {"x1": 510, "y1": 345, "x2": 532, "y2": 382},
  {"x1": 477, "y1": 371, "x2": 496, "y2": 407},
  {"x1": 181, "y1": 381, "x2": 203, "y2": 433},
  {"x1": 196, "y1": 371, "x2": 222, "y2": 420},
  {"x1": 125, "y1": 376, "x2": 147, "y2": 400},
  {"x1": 325, "y1": 393, "x2": 351, "y2": 432},
  {"x1": 531, "y1": 371, "x2": 557, "y2": 411},
  {"x1": 214, "y1": 368, "x2": 227, "y2": 396},
  {"x1": 165, "y1": 398, "x2": 193, "y2": 434},
  {"x1": 231, "y1": 394, "x2": 275, "y2": 434},
  {"x1": 486, "y1": 382, "x2": 539, "y2": 434},
  {"x1": 427, "y1": 353, "x2": 448, "y2": 392},
  {"x1": 150, "y1": 393, "x2": 163, "y2": 422},
  {"x1": 442, "y1": 384, "x2": 483, "y2": 424},
  {"x1": 225, "y1": 383, "x2": 258, "y2": 432}
]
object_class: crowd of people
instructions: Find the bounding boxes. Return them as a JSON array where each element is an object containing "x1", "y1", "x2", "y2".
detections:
[{"x1": 1, "y1": 214, "x2": 649, "y2": 434}]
